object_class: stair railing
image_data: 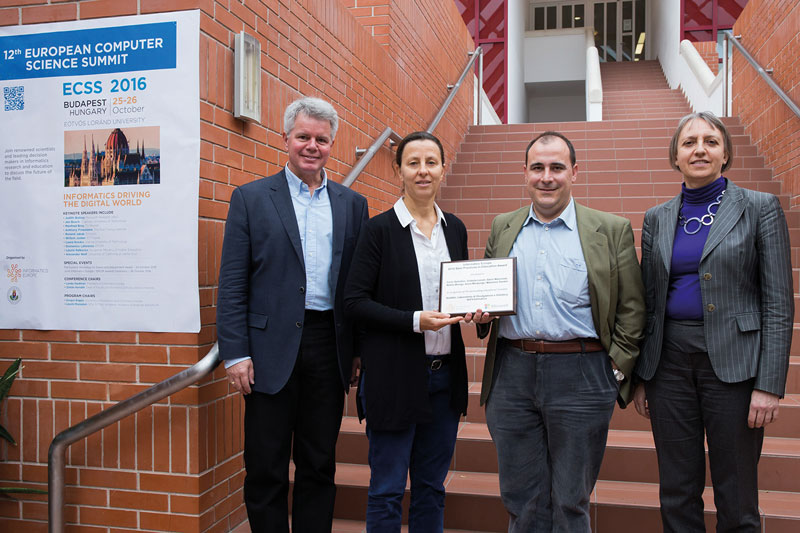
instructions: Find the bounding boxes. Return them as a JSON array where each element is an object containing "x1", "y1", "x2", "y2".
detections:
[
  {"x1": 48, "y1": 343, "x2": 221, "y2": 533},
  {"x1": 721, "y1": 30, "x2": 800, "y2": 119},
  {"x1": 343, "y1": 46, "x2": 483, "y2": 188}
]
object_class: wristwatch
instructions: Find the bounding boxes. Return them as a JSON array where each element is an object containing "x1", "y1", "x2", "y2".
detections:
[{"x1": 613, "y1": 369, "x2": 625, "y2": 383}]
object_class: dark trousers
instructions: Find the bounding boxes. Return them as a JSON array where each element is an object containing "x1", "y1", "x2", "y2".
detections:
[
  {"x1": 645, "y1": 320, "x2": 763, "y2": 533},
  {"x1": 363, "y1": 363, "x2": 460, "y2": 533},
  {"x1": 243, "y1": 311, "x2": 345, "y2": 533},
  {"x1": 485, "y1": 341, "x2": 618, "y2": 533}
]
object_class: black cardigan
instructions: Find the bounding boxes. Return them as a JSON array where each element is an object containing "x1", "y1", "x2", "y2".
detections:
[{"x1": 343, "y1": 208, "x2": 469, "y2": 431}]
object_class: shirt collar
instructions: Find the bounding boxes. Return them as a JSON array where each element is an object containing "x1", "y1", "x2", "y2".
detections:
[
  {"x1": 524, "y1": 197, "x2": 576, "y2": 230},
  {"x1": 393, "y1": 198, "x2": 447, "y2": 228},
  {"x1": 285, "y1": 165, "x2": 327, "y2": 195}
]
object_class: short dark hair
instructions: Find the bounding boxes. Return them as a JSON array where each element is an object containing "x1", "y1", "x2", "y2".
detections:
[
  {"x1": 525, "y1": 131, "x2": 576, "y2": 167},
  {"x1": 395, "y1": 131, "x2": 445, "y2": 166},
  {"x1": 669, "y1": 111, "x2": 733, "y2": 173}
]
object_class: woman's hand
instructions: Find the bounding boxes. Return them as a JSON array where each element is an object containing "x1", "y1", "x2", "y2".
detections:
[
  {"x1": 633, "y1": 383, "x2": 649, "y2": 419},
  {"x1": 419, "y1": 311, "x2": 463, "y2": 331},
  {"x1": 748, "y1": 389, "x2": 780, "y2": 428},
  {"x1": 463, "y1": 309, "x2": 493, "y2": 324}
]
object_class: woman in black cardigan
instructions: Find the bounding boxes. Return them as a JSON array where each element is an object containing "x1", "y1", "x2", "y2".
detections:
[{"x1": 344, "y1": 131, "x2": 470, "y2": 532}]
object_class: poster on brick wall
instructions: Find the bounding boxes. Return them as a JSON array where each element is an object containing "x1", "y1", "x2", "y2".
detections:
[{"x1": 0, "y1": 11, "x2": 200, "y2": 332}]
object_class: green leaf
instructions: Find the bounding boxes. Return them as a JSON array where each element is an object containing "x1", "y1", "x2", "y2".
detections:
[
  {"x1": 0, "y1": 424, "x2": 16, "y2": 446},
  {"x1": 0, "y1": 359, "x2": 21, "y2": 402}
]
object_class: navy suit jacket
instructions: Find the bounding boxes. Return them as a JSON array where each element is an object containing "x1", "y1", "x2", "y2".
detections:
[{"x1": 216, "y1": 170, "x2": 369, "y2": 394}]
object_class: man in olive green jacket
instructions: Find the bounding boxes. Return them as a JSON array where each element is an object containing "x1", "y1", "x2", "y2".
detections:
[{"x1": 476, "y1": 131, "x2": 645, "y2": 532}]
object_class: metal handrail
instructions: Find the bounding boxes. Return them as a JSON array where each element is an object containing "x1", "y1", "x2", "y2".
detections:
[
  {"x1": 48, "y1": 343, "x2": 221, "y2": 533},
  {"x1": 343, "y1": 46, "x2": 483, "y2": 189},
  {"x1": 427, "y1": 47, "x2": 483, "y2": 133},
  {"x1": 722, "y1": 30, "x2": 800, "y2": 119}
]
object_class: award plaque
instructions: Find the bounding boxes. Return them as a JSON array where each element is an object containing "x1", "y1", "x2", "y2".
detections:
[{"x1": 438, "y1": 257, "x2": 516, "y2": 316}]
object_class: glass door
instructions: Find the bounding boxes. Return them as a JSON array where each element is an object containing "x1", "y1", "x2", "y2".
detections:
[{"x1": 593, "y1": 0, "x2": 645, "y2": 62}]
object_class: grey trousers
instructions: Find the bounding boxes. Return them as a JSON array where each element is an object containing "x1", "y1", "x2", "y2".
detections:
[
  {"x1": 645, "y1": 319, "x2": 763, "y2": 532},
  {"x1": 486, "y1": 341, "x2": 618, "y2": 533}
]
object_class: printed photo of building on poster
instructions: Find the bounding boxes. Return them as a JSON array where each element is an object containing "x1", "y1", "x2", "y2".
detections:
[
  {"x1": 64, "y1": 126, "x2": 161, "y2": 187},
  {"x1": 0, "y1": 11, "x2": 200, "y2": 332}
]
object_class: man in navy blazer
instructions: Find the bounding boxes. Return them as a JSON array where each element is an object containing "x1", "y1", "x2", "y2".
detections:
[{"x1": 217, "y1": 97, "x2": 368, "y2": 532}]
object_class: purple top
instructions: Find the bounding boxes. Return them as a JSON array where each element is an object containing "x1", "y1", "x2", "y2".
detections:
[{"x1": 666, "y1": 176, "x2": 727, "y2": 320}]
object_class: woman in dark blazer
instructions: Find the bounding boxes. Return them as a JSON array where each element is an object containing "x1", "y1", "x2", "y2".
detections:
[
  {"x1": 633, "y1": 111, "x2": 793, "y2": 532},
  {"x1": 344, "y1": 131, "x2": 469, "y2": 532}
]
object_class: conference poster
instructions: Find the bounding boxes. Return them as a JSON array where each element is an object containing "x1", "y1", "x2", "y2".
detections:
[{"x1": 0, "y1": 10, "x2": 200, "y2": 332}]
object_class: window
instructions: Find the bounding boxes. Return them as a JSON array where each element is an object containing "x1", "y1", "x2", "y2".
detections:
[{"x1": 528, "y1": 2, "x2": 585, "y2": 31}]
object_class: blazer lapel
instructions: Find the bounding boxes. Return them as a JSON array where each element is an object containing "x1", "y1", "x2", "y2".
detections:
[
  {"x1": 269, "y1": 171, "x2": 305, "y2": 267},
  {"x1": 575, "y1": 203, "x2": 610, "y2": 334},
  {"x1": 657, "y1": 194, "x2": 681, "y2": 273},
  {"x1": 496, "y1": 208, "x2": 529, "y2": 257},
  {"x1": 328, "y1": 182, "x2": 346, "y2": 285},
  {"x1": 701, "y1": 181, "x2": 745, "y2": 262}
]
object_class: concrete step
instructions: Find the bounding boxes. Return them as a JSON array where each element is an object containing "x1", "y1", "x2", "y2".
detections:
[
  {"x1": 458, "y1": 383, "x2": 800, "y2": 437},
  {"x1": 464, "y1": 116, "x2": 746, "y2": 138},
  {"x1": 231, "y1": 517, "x2": 495, "y2": 533},
  {"x1": 323, "y1": 461, "x2": 800, "y2": 531}
]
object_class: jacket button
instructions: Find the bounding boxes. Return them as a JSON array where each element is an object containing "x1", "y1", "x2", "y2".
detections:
[
  {"x1": 703, "y1": 273, "x2": 712, "y2": 280},
  {"x1": 707, "y1": 304, "x2": 716, "y2": 312},
  {"x1": 299, "y1": 286, "x2": 305, "y2": 293},
  {"x1": 296, "y1": 321, "x2": 302, "y2": 328}
]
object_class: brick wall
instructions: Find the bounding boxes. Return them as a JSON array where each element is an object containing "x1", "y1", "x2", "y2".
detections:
[
  {"x1": 733, "y1": 0, "x2": 800, "y2": 205},
  {"x1": 343, "y1": 0, "x2": 391, "y2": 46},
  {"x1": 0, "y1": 1, "x2": 474, "y2": 531}
]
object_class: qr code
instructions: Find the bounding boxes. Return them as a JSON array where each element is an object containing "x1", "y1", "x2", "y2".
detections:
[{"x1": 4, "y1": 86, "x2": 24, "y2": 111}]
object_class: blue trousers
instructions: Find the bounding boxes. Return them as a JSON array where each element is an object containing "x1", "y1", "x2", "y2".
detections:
[
  {"x1": 363, "y1": 365, "x2": 460, "y2": 533},
  {"x1": 485, "y1": 341, "x2": 618, "y2": 533}
]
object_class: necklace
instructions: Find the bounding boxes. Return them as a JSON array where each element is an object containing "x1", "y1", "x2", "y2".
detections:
[{"x1": 678, "y1": 189, "x2": 725, "y2": 235}]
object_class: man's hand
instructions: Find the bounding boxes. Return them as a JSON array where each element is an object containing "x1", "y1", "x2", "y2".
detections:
[
  {"x1": 633, "y1": 383, "x2": 649, "y2": 419},
  {"x1": 227, "y1": 359, "x2": 255, "y2": 395},
  {"x1": 420, "y1": 311, "x2": 463, "y2": 331},
  {"x1": 463, "y1": 309, "x2": 493, "y2": 324},
  {"x1": 748, "y1": 389, "x2": 780, "y2": 428},
  {"x1": 350, "y1": 357, "x2": 361, "y2": 388}
]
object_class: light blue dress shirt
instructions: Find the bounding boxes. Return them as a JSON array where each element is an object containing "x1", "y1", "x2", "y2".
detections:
[
  {"x1": 285, "y1": 165, "x2": 334, "y2": 311},
  {"x1": 498, "y1": 199, "x2": 598, "y2": 341},
  {"x1": 225, "y1": 166, "x2": 334, "y2": 369}
]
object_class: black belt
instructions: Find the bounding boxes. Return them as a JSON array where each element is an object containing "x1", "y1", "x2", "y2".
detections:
[
  {"x1": 304, "y1": 309, "x2": 333, "y2": 320},
  {"x1": 426, "y1": 355, "x2": 450, "y2": 370},
  {"x1": 503, "y1": 338, "x2": 603, "y2": 354}
]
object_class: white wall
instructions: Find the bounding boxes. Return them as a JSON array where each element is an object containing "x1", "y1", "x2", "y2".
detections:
[
  {"x1": 507, "y1": 0, "x2": 527, "y2": 123},
  {"x1": 650, "y1": 0, "x2": 722, "y2": 114},
  {"x1": 524, "y1": 29, "x2": 587, "y2": 83},
  {"x1": 650, "y1": 0, "x2": 681, "y2": 89},
  {"x1": 527, "y1": 81, "x2": 586, "y2": 122}
]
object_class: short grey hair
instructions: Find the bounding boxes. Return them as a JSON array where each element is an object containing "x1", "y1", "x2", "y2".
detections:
[
  {"x1": 669, "y1": 111, "x2": 733, "y2": 173},
  {"x1": 283, "y1": 97, "x2": 339, "y2": 139}
]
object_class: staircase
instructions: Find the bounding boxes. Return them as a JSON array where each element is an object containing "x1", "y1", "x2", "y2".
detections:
[{"x1": 261, "y1": 62, "x2": 800, "y2": 532}]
